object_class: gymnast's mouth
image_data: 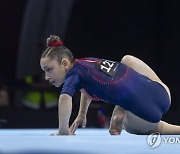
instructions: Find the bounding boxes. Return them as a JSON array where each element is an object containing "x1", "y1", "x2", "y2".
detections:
[{"x1": 50, "y1": 81, "x2": 55, "y2": 85}]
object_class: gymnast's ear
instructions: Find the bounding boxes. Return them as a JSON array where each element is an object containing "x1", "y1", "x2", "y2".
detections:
[{"x1": 61, "y1": 59, "x2": 69, "y2": 70}]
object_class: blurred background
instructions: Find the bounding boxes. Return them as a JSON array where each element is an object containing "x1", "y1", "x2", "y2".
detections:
[{"x1": 0, "y1": 0, "x2": 180, "y2": 129}]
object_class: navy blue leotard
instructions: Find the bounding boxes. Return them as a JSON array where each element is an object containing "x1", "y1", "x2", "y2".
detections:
[{"x1": 61, "y1": 57, "x2": 170, "y2": 123}]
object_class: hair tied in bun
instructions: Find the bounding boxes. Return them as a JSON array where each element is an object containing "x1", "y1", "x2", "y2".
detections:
[{"x1": 49, "y1": 41, "x2": 64, "y2": 47}]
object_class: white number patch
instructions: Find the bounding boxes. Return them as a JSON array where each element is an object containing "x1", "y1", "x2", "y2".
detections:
[{"x1": 95, "y1": 60, "x2": 120, "y2": 76}]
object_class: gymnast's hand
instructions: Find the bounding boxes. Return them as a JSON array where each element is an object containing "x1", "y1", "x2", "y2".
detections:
[
  {"x1": 70, "y1": 114, "x2": 87, "y2": 133},
  {"x1": 50, "y1": 127, "x2": 75, "y2": 136},
  {"x1": 50, "y1": 130, "x2": 75, "y2": 136},
  {"x1": 50, "y1": 131, "x2": 61, "y2": 136}
]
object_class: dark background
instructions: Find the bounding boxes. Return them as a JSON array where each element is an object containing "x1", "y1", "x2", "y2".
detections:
[{"x1": 0, "y1": 0, "x2": 180, "y2": 128}]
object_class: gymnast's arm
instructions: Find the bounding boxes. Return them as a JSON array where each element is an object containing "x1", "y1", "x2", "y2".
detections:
[
  {"x1": 58, "y1": 94, "x2": 73, "y2": 135},
  {"x1": 70, "y1": 91, "x2": 92, "y2": 133}
]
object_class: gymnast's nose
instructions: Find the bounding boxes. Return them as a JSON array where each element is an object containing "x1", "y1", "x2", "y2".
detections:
[{"x1": 45, "y1": 73, "x2": 50, "y2": 80}]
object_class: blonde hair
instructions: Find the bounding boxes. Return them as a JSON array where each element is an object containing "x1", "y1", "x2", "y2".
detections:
[{"x1": 41, "y1": 35, "x2": 74, "y2": 63}]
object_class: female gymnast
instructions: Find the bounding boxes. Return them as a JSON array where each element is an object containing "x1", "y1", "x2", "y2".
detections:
[{"x1": 40, "y1": 35, "x2": 180, "y2": 135}]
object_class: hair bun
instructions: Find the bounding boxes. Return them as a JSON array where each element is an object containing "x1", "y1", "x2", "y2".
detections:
[{"x1": 47, "y1": 35, "x2": 63, "y2": 47}]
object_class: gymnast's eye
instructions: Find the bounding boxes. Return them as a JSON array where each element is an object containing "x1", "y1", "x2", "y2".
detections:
[{"x1": 46, "y1": 68, "x2": 52, "y2": 72}]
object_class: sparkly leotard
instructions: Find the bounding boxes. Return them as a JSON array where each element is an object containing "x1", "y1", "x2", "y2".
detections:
[{"x1": 61, "y1": 57, "x2": 170, "y2": 123}]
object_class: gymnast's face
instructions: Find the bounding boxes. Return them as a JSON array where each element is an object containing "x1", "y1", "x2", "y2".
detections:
[{"x1": 40, "y1": 57, "x2": 69, "y2": 87}]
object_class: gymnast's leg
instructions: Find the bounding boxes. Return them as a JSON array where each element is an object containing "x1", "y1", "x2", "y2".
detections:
[
  {"x1": 120, "y1": 55, "x2": 180, "y2": 134},
  {"x1": 121, "y1": 55, "x2": 171, "y2": 101},
  {"x1": 109, "y1": 105, "x2": 125, "y2": 135},
  {"x1": 150, "y1": 121, "x2": 180, "y2": 135}
]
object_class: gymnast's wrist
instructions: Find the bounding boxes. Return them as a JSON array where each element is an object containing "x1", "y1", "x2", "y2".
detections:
[{"x1": 78, "y1": 111, "x2": 86, "y2": 117}]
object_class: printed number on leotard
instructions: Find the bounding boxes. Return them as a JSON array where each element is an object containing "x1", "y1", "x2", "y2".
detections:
[{"x1": 95, "y1": 60, "x2": 120, "y2": 77}]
